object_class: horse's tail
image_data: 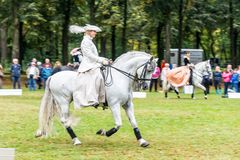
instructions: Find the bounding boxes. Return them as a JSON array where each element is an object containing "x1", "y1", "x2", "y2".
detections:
[{"x1": 35, "y1": 77, "x2": 59, "y2": 137}]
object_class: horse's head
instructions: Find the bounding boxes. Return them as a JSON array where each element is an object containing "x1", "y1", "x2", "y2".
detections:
[
  {"x1": 206, "y1": 60, "x2": 213, "y2": 78},
  {"x1": 137, "y1": 57, "x2": 157, "y2": 90},
  {"x1": 195, "y1": 60, "x2": 213, "y2": 78}
]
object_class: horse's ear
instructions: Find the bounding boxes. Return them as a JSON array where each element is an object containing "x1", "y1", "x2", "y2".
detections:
[{"x1": 150, "y1": 56, "x2": 153, "y2": 62}]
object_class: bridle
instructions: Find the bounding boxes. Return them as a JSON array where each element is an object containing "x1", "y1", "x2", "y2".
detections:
[
  {"x1": 102, "y1": 58, "x2": 154, "y2": 87},
  {"x1": 192, "y1": 61, "x2": 212, "y2": 79}
]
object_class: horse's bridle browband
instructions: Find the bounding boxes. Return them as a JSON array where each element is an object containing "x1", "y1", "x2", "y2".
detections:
[{"x1": 102, "y1": 59, "x2": 153, "y2": 87}]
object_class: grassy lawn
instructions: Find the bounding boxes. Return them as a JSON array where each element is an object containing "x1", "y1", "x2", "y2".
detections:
[{"x1": 0, "y1": 85, "x2": 240, "y2": 160}]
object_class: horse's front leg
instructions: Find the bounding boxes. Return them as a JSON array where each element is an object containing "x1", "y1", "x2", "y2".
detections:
[
  {"x1": 96, "y1": 103, "x2": 122, "y2": 137},
  {"x1": 194, "y1": 83, "x2": 207, "y2": 99},
  {"x1": 123, "y1": 101, "x2": 149, "y2": 147}
]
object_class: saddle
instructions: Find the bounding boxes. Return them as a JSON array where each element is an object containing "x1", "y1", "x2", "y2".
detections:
[{"x1": 166, "y1": 66, "x2": 191, "y2": 88}]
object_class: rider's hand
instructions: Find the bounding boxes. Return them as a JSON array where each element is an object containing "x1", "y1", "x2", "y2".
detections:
[
  {"x1": 109, "y1": 59, "x2": 113, "y2": 64},
  {"x1": 102, "y1": 59, "x2": 109, "y2": 65}
]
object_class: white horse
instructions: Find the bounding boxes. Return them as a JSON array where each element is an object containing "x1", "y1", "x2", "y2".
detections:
[
  {"x1": 163, "y1": 60, "x2": 212, "y2": 99},
  {"x1": 35, "y1": 51, "x2": 157, "y2": 147}
]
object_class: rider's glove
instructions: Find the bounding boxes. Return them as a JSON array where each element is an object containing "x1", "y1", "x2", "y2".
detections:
[{"x1": 102, "y1": 59, "x2": 110, "y2": 65}]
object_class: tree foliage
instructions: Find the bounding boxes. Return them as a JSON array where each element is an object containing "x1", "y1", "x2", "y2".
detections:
[{"x1": 0, "y1": 0, "x2": 240, "y2": 67}]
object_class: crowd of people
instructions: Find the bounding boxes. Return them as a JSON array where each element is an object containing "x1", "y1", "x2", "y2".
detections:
[{"x1": 0, "y1": 57, "x2": 67, "y2": 91}]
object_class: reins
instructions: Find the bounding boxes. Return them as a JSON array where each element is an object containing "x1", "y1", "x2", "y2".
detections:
[{"x1": 102, "y1": 60, "x2": 152, "y2": 87}]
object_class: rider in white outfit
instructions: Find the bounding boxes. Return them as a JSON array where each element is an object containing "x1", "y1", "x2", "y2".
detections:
[{"x1": 73, "y1": 24, "x2": 109, "y2": 108}]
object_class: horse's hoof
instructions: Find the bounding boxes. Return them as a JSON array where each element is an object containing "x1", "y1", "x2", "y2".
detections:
[
  {"x1": 139, "y1": 139, "x2": 150, "y2": 148},
  {"x1": 72, "y1": 138, "x2": 81, "y2": 145},
  {"x1": 177, "y1": 96, "x2": 180, "y2": 99},
  {"x1": 96, "y1": 129, "x2": 106, "y2": 136},
  {"x1": 204, "y1": 96, "x2": 207, "y2": 100},
  {"x1": 35, "y1": 130, "x2": 43, "y2": 138}
]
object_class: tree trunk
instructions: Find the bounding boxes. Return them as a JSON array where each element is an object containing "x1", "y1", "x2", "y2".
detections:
[
  {"x1": 145, "y1": 39, "x2": 151, "y2": 53},
  {"x1": 0, "y1": 18, "x2": 8, "y2": 63},
  {"x1": 121, "y1": 0, "x2": 127, "y2": 54},
  {"x1": 61, "y1": 0, "x2": 71, "y2": 65},
  {"x1": 165, "y1": 17, "x2": 171, "y2": 63},
  {"x1": 88, "y1": 0, "x2": 96, "y2": 24},
  {"x1": 195, "y1": 31, "x2": 201, "y2": 49},
  {"x1": 233, "y1": 28, "x2": 238, "y2": 66},
  {"x1": 111, "y1": 25, "x2": 116, "y2": 60},
  {"x1": 177, "y1": 0, "x2": 183, "y2": 66},
  {"x1": 55, "y1": 28, "x2": 59, "y2": 60},
  {"x1": 138, "y1": 40, "x2": 141, "y2": 51},
  {"x1": 209, "y1": 31, "x2": 216, "y2": 58},
  {"x1": 19, "y1": 21, "x2": 24, "y2": 65},
  {"x1": 229, "y1": 0, "x2": 236, "y2": 67},
  {"x1": 100, "y1": 36, "x2": 107, "y2": 57},
  {"x1": 157, "y1": 22, "x2": 164, "y2": 61},
  {"x1": 12, "y1": 0, "x2": 20, "y2": 59}
]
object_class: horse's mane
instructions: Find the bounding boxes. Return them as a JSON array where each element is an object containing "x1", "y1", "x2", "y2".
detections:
[
  {"x1": 113, "y1": 51, "x2": 151, "y2": 65},
  {"x1": 195, "y1": 60, "x2": 209, "y2": 67}
]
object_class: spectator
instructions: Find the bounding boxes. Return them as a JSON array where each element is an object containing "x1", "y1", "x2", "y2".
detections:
[
  {"x1": 36, "y1": 61, "x2": 43, "y2": 89},
  {"x1": 160, "y1": 59, "x2": 166, "y2": 72},
  {"x1": 227, "y1": 64, "x2": 233, "y2": 73},
  {"x1": 0, "y1": 64, "x2": 4, "y2": 89},
  {"x1": 42, "y1": 58, "x2": 52, "y2": 68},
  {"x1": 10, "y1": 58, "x2": 21, "y2": 89},
  {"x1": 26, "y1": 62, "x2": 39, "y2": 91},
  {"x1": 161, "y1": 63, "x2": 170, "y2": 91},
  {"x1": 213, "y1": 66, "x2": 222, "y2": 95},
  {"x1": 237, "y1": 65, "x2": 240, "y2": 92},
  {"x1": 41, "y1": 63, "x2": 53, "y2": 89},
  {"x1": 222, "y1": 69, "x2": 232, "y2": 97},
  {"x1": 70, "y1": 48, "x2": 82, "y2": 66},
  {"x1": 51, "y1": 61, "x2": 62, "y2": 75},
  {"x1": 149, "y1": 65, "x2": 160, "y2": 92},
  {"x1": 231, "y1": 69, "x2": 239, "y2": 93}
]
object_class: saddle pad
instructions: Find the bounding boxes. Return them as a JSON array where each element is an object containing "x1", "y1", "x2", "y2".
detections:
[{"x1": 167, "y1": 66, "x2": 190, "y2": 88}]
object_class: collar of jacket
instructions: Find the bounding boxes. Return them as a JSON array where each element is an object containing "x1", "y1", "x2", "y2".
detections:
[{"x1": 84, "y1": 34, "x2": 93, "y2": 40}]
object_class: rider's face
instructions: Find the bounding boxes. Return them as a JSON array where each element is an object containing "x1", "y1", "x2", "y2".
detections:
[{"x1": 87, "y1": 30, "x2": 97, "y2": 38}]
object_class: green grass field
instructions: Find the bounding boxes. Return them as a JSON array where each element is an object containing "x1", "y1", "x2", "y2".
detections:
[{"x1": 1, "y1": 86, "x2": 240, "y2": 160}]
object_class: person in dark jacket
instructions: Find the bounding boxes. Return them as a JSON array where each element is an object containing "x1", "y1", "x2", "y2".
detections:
[
  {"x1": 213, "y1": 66, "x2": 222, "y2": 95},
  {"x1": 10, "y1": 58, "x2": 21, "y2": 89},
  {"x1": 51, "y1": 61, "x2": 62, "y2": 75}
]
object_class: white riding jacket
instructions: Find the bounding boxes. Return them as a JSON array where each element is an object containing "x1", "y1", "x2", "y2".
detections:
[{"x1": 78, "y1": 35, "x2": 105, "y2": 73}]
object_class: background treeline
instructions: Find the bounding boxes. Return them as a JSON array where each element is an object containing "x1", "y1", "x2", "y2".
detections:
[{"x1": 0, "y1": 0, "x2": 240, "y2": 68}]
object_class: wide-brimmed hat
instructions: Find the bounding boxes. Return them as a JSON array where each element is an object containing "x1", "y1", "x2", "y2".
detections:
[
  {"x1": 83, "y1": 24, "x2": 102, "y2": 32},
  {"x1": 69, "y1": 24, "x2": 102, "y2": 34}
]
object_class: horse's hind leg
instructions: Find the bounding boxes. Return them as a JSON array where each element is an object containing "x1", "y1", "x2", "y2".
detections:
[
  {"x1": 96, "y1": 103, "x2": 122, "y2": 137},
  {"x1": 191, "y1": 86, "x2": 195, "y2": 99},
  {"x1": 123, "y1": 101, "x2": 149, "y2": 147},
  {"x1": 174, "y1": 87, "x2": 180, "y2": 98},
  {"x1": 59, "y1": 102, "x2": 81, "y2": 145}
]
